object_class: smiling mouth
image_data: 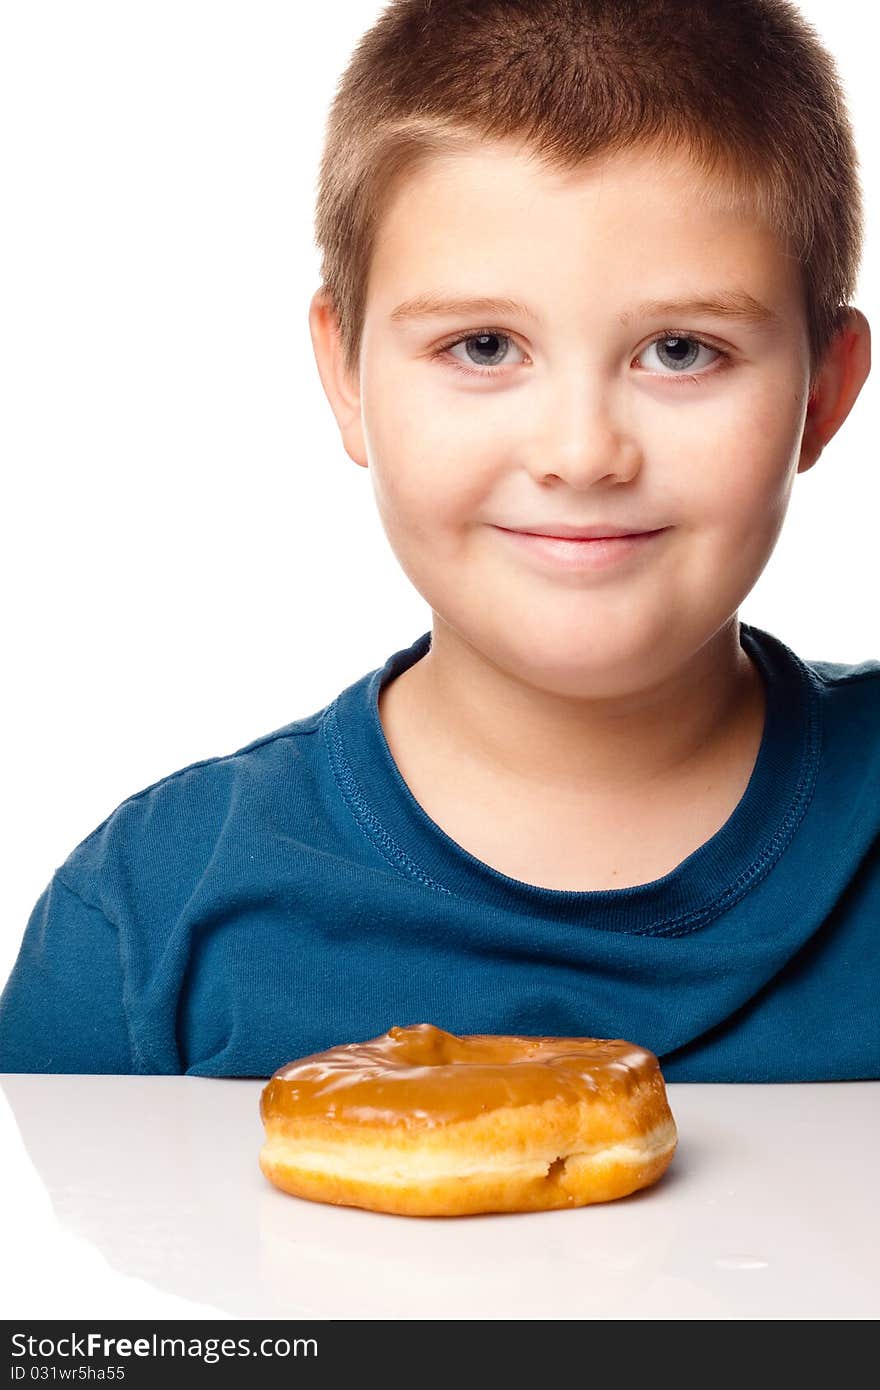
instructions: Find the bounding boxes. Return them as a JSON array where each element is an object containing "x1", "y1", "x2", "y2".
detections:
[
  {"x1": 492, "y1": 525, "x2": 670, "y2": 571},
  {"x1": 516, "y1": 530, "x2": 658, "y2": 539},
  {"x1": 495, "y1": 526, "x2": 668, "y2": 541}
]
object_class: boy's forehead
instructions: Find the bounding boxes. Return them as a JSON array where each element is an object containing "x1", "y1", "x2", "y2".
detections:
[
  {"x1": 368, "y1": 138, "x2": 799, "y2": 325},
  {"x1": 387, "y1": 135, "x2": 756, "y2": 224}
]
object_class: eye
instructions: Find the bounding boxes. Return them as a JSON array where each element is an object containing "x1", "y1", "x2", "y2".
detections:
[
  {"x1": 434, "y1": 328, "x2": 730, "y2": 382},
  {"x1": 437, "y1": 331, "x2": 526, "y2": 375},
  {"x1": 637, "y1": 334, "x2": 726, "y2": 379}
]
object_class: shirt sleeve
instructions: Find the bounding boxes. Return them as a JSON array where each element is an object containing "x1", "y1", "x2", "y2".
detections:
[{"x1": 0, "y1": 872, "x2": 135, "y2": 1074}]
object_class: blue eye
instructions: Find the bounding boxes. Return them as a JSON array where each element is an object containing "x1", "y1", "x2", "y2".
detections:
[
  {"x1": 641, "y1": 335, "x2": 721, "y2": 374},
  {"x1": 445, "y1": 331, "x2": 522, "y2": 371},
  {"x1": 435, "y1": 328, "x2": 729, "y2": 381}
]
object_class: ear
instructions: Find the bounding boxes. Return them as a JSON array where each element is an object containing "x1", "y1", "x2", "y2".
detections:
[
  {"x1": 308, "y1": 289, "x2": 368, "y2": 469},
  {"x1": 798, "y1": 307, "x2": 871, "y2": 474}
]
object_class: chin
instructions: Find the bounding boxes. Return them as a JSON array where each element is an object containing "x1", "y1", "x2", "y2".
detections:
[{"x1": 506, "y1": 641, "x2": 664, "y2": 701}]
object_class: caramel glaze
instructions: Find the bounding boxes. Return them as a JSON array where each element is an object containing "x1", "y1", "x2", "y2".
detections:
[{"x1": 260, "y1": 1023, "x2": 665, "y2": 1130}]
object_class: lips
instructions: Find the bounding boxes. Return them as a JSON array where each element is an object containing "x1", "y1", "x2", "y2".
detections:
[
  {"x1": 498, "y1": 525, "x2": 662, "y2": 540},
  {"x1": 493, "y1": 525, "x2": 668, "y2": 572}
]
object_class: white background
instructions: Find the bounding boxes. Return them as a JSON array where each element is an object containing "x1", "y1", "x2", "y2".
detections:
[{"x1": 1, "y1": 0, "x2": 877, "y2": 993}]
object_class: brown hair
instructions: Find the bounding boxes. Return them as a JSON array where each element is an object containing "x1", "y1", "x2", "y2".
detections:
[{"x1": 314, "y1": 0, "x2": 863, "y2": 387}]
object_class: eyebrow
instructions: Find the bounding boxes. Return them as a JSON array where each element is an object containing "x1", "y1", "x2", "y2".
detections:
[
  {"x1": 388, "y1": 289, "x2": 781, "y2": 329},
  {"x1": 389, "y1": 294, "x2": 541, "y2": 325},
  {"x1": 619, "y1": 291, "x2": 782, "y2": 329}
]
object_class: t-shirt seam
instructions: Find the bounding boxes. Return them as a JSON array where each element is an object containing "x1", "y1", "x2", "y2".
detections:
[
  {"x1": 641, "y1": 678, "x2": 821, "y2": 935},
  {"x1": 54, "y1": 867, "x2": 109, "y2": 918},
  {"x1": 69, "y1": 723, "x2": 322, "y2": 852},
  {"x1": 322, "y1": 702, "x2": 455, "y2": 895},
  {"x1": 808, "y1": 667, "x2": 880, "y2": 687},
  {"x1": 50, "y1": 869, "x2": 146, "y2": 1072}
]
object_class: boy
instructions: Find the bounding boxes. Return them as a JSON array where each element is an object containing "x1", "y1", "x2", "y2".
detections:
[{"x1": 0, "y1": 0, "x2": 877, "y2": 1080}]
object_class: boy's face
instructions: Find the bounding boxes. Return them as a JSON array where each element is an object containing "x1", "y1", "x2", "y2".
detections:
[{"x1": 322, "y1": 141, "x2": 852, "y2": 696}]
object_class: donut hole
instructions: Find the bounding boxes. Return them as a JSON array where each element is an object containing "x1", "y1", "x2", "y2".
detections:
[{"x1": 546, "y1": 1155, "x2": 568, "y2": 1182}]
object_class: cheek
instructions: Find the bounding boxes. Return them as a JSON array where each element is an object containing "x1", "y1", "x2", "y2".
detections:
[
  {"x1": 366, "y1": 432, "x2": 464, "y2": 562},
  {"x1": 366, "y1": 386, "x2": 500, "y2": 536},
  {"x1": 673, "y1": 388, "x2": 801, "y2": 549}
]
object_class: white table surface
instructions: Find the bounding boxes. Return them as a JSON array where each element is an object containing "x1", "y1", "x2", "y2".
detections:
[{"x1": 1, "y1": 1075, "x2": 877, "y2": 1321}]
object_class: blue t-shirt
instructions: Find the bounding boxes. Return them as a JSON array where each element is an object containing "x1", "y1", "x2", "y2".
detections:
[{"x1": 1, "y1": 623, "x2": 878, "y2": 1080}]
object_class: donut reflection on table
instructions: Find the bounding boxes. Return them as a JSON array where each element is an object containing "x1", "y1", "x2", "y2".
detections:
[{"x1": 259, "y1": 1023, "x2": 677, "y2": 1217}]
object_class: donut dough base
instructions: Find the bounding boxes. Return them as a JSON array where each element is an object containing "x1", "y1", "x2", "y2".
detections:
[{"x1": 260, "y1": 1089, "x2": 677, "y2": 1217}]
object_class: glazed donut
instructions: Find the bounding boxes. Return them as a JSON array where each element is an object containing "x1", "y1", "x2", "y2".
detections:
[{"x1": 259, "y1": 1023, "x2": 677, "y2": 1216}]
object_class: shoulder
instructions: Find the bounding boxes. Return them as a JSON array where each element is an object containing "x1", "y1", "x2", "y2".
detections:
[
  {"x1": 744, "y1": 623, "x2": 879, "y2": 699},
  {"x1": 801, "y1": 652, "x2": 880, "y2": 690},
  {"x1": 56, "y1": 708, "x2": 329, "y2": 912},
  {"x1": 800, "y1": 650, "x2": 880, "y2": 728},
  {"x1": 794, "y1": 647, "x2": 880, "y2": 783},
  {"x1": 742, "y1": 625, "x2": 880, "y2": 800},
  {"x1": 747, "y1": 621, "x2": 879, "y2": 711}
]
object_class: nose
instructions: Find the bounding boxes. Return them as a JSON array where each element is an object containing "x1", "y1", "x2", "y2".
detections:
[{"x1": 525, "y1": 375, "x2": 642, "y2": 488}]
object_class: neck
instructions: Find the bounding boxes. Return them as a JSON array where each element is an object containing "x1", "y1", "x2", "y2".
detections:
[{"x1": 397, "y1": 615, "x2": 764, "y2": 799}]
